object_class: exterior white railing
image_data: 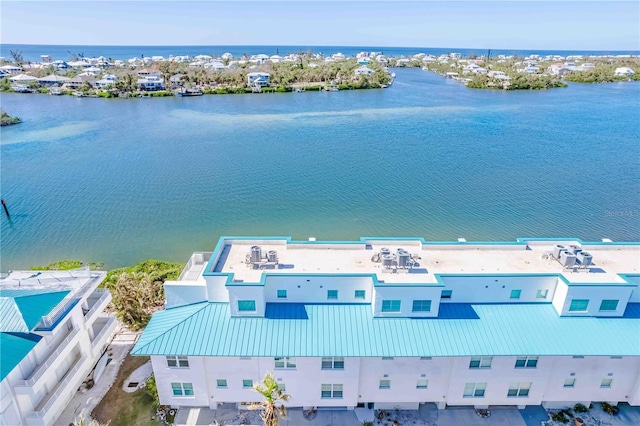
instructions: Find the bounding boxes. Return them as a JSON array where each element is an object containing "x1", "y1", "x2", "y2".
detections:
[
  {"x1": 84, "y1": 289, "x2": 111, "y2": 321},
  {"x1": 91, "y1": 316, "x2": 116, "y2": 347},
  {"x1": 14, "y1": 327, "x2": 79, "y2": 388},
  {"x1": 26, "y1": 355, "x2": 83, "y2": 418}
]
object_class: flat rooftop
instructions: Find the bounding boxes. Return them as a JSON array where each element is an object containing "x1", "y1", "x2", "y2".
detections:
[{"x1": 210, "y1": 239, "x2": 640, "y2": 285}]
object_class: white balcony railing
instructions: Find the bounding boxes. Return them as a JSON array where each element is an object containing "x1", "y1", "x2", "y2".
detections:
[
  {"x1": 26, "y1": 353, "x2": 84, "y2": 419},
  {"x1": 14, "y1": 327, "x2": 79, "y2": 388},
  {"x1": 84, "y1": 289, "x2": 111, "y2": 322},
  {"x1": 91, "y1": 316, "x2": 116, "y2": 349}
]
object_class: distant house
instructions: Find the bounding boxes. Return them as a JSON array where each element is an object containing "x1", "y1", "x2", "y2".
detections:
[
  {"x1": 548, "y1": 63, "x2": 571, "y2": 76},
  {"x1": 138, "y1": 68, "x2": 161, "y2": 77},
  {"x1": 65, "y1": 75, "x2": 97, "y2": 89},
  {"x1": 614, "y1": 67, "x2": 635, "y2": 77},
  {"x1": 169, "y1": 74, "x2": 184, "y2": 89},
  {"x1": 205, "y1": 62, "x2": 226, "y2": 71},
  {"x1": 38, "y1": 74, "x2": 71, "y2": 86},
  {"x1": 0, "y1": 64, "x2": 22, "y2": 74},
  {"x1": 138, "y1": 75, "x2": 166, "y2": 91},
  {"x1": 354, "y1": 66, "x2": 374, "y2": 77},
  {"x1": 247, "y1": 72, "x2": 270, "y2": 87},
  {"x1": 95, "y1": 74, "x2": 117, "y2": 89}
]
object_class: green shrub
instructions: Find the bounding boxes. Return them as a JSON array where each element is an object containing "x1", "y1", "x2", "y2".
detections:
[
  {"x1": 574, "y1": 403, "x2": 588, "y2": 413},
  {"x1": 551, "y1": 411, "x2": 569, "y2": 423}
]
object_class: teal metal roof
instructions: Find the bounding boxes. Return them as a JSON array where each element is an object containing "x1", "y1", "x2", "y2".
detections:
[
  {"x1": 0, "y1": 332, "x2": 41, "y2": 381},
  {"x1": 0, "y1": 290, "x2": 69, "y2": 331},
  {"x1": 132, "y1": 302, "x2": 640, "y2": 358}
]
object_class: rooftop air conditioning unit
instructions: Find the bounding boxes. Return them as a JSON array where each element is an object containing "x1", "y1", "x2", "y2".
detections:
[
  {"x1": 553, "y1": 244, "x2": 566, "y2": 259},
  {"x1": 576, "y1": 251, "x2": 592, "y2": 267},
  {"x1": 250, "y1": 245, "x2": 262, "y2": 263},
  {"x1": 559, "y1": 250, "x2": 577, "y2": 268}
]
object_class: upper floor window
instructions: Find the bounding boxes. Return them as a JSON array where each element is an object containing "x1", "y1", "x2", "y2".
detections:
[
  {"x1": 536, "y1": 289, "x2": 548, "y2": 299},
  {"x1": 243, "y1": 379, "x2": 254, "y2": 388},
  {"x1": 354, "y1": 290, "x2": 366, "y2": 299},
  {"x1": 381, "y1": 300, "x2": 401, "y2": 312},
  {"x1": 322, "y1": 357, "x2": 344, "y2": 369},
  {"x1": 469, "y1": 356, "x2": 492, "y2": 369},
  {"x1": 441, "y1": 290, "x2": 452, "y2": 299},
  {"x1": 166, "y1": 355, "x2": 189, "y2": 368},
  {"x1": 277, "y1": 290, "x2": 287, "y2": 299},
  {"x1": 171, "y1": 382, "x2": 194, "y2": 396},
  {"x1": 416, "y1": 379, "x2": 428, "y2": 389},
  {"x1": 568, "y1": 299, "x2": 589, "y2": 312},
  {"x1": 600, "y1": 378, "x2": 613, "y2": 388},
  {"x1": 510, "y1": 289, "x2": 521, "y2": 299},
  {"x1": 327, "y1": 290, "x2": 338, "y2": 300},
  {"x1": 379, "y1": 380, "x2": 391, "y2": 389},
  {"x1": 515, "y1": 356, "x2": 538, "y2": 368},
  {"x1": 238, "y1": 300, "x2": 256, "y2": 312},
  {"x1": 274, "y1": 357, "x2": 296, "y2": 369},
  {"x1": 412, "y1": 300, "x2": 432, "y2": 312},
  {"x1": 216, "y1": 379, "x2": 227, "y2": 388},
  {"x1": 564, "y1": 378, "x2": 576, "y2": 388},
  {"x1": 599, "y1": 300, "x2": 619, "y2": 311}
]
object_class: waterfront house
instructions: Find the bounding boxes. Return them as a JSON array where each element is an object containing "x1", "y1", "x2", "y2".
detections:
[
  {"x1": 137, "y1": 68, "x2": 161, "y2": 77},
  {"x1": 247, "y1": 72, "x2": 270, "y2": 87},
  {"x1": 614, "y1": 67, "x2": 635, "y2": 77},
  {"x1": 354, "y1": 66, "x2": 374, "y2": 77},
  {"x1": 133, "y1": 237, "x2": 640, "y2": 414},
  {"x1": 547, "y1": 63, "x2": 571, "y2": 76},
  {"x1": 0, "y1": 268, "x2": 117, "y2": 426},
  {"x1": 94, "y1": 74, "x2": 117, "y2": 89},
  {"x1": 137, "y1": 75, "x2": 166, "y2": 91},
  {"x1": 65, "y1": 75, "x2": 97, "y2": 89},
  {"x1": 8, "y1": 74, "x2": 37, "y2": 83},
  {"x1": 169, "y1": 74, "x2": 184, "y2": 89},
  {"x1": 38, "y1": 74, "x2": 71, "y2": 86}
]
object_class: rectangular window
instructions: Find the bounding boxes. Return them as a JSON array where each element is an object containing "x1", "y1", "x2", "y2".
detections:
[
  {"x1": 322, "y1": 357, "x2": 344, "y2": 369},
  {"x1": 381, "y1": 357, "x2": 394, "y2": 360},
  {"x1": 469, "y1": 356, "x2": 493, "y2": 369},
  {"x1": 171, "y1": 382, "x2": 194, "y2": 397},
  {"x1": 216, "y1": 379, "x2": 227, "y2": 388},
  {"x1": 507, "y1": 382, "x2": 531, "y2": 397},
  {"x1": 420, "y1": 357, "x2": 432, "y2": 360},
  {"x1": 327, "y1": 290, "x2": 338, "y2": 300},
  {"x1": 243, "y1": 379, "x2": 253, "y2": 388},
  {"x1": 166, "y1": 356, "x2": 189, "y2": 368},
  {"x1": 536, "y1": 289, "x2": 549, "y2": 299},
  {"x1": 355, "y1": 290, "x2": 366, "y2": 299},
  {"x1": 321, "y1": 384, "x2": 343, "y2": 398},
  {"x1": 238, "y1": 300, "x2": 256, "y2": 312},
  {"x1": 274, "y1": 357, "x2": 296, "y2": 369},
  {"x1": 379, "y1": 380, "x2": 391, "y2": 389},
  {"x1": 381, "y1": 300, "x2": 401, "y2": 312},
  {"x1": 277, "y1": 289, "x2": 287, "y2": 299},
  {"x1": 599, "y1": 300, "x2": 619, "y2": 311},
  {"x1": 441, "y1": 290, "x2": 453, "y2": 299},
  {"x1": 515, "y1": 356, "x2": 538, "y2": 368},
  {"x1": 569, "y1": 299, "x2": 589, "y2": 312},
  {"x1": 600, "y1": 378, "x2": 613, "y2": 388},
  {"x1": 510, "y1": 289, "x2": 522, "y2": 299},
  {"x1": 278, "y1": 383, "x2": 286, "y2": 391},
  {"x1": 564, "y1": 378, "x2": 576, "y2": 388},
  {"x1": 463, "y1": 382, "x2": 486, "y2": 398},
  {"x1": 416, "y1": 379, "x2": 428, "y2": 389},
  {"x1": 412, "y1": 300, "x2": 432, "y2": 312}
]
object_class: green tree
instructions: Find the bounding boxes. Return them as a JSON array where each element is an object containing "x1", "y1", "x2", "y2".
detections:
[{"x1": 248, "y1": 372, "x2": 291, "y2": 426}]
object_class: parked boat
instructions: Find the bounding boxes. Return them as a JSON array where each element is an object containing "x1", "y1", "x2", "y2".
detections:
[
  {"x1": 50, "y1": 88, "x2": 63, "y2": 95},
  {"x1": 179, "y1": 88, "x2": 204, "y2": 96},
  {"x1": 10, "y1": 84, "x2": 33, "y2": 93}
]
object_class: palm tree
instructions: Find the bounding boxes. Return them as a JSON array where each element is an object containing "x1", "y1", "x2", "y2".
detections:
[{"x1": 248, "y1": 372, "x2": 291, "y2": 426}]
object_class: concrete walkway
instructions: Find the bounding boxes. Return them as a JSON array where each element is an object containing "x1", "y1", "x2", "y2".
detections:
[{"x1": 56, "y1": 322, "x2": 140, "y2": 426}]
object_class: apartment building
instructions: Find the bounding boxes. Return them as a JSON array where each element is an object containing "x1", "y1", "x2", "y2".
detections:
[
  {"x1": 0, "y1": 268, "x2": 117, "y2": 426},
  {"x1": 132, "y1": 237, "x2": 640, "y2": 412}
]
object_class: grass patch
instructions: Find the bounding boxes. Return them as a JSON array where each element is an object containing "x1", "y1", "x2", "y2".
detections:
[
  {"x1": 30, "y1": 260, "x2": 104, "y2": 270},
  {"x1": 92, "y1": 354, "x2": 161, "y2": 426}
]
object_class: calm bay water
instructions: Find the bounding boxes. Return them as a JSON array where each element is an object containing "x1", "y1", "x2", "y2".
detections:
[
  {"x1": 2, "y1": 44, "x2": 639, "y2": 62},
  {"x1": 1, "y1": 68, "x2": 639, "y2": 269}
]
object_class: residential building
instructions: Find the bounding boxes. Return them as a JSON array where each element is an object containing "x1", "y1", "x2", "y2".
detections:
[
  {"x1": 614, "y1": 67, "x2": 635, "y2": 77},
  {"x1": 0, "y1": 268, "x2": 117, "y2": 426},
  {"x1": 247, "y1": 72, "x2": 270, "y2": 87},
  {"x1": 137, "y1": 76, "x2": 165, "y2": 91},
  {"x1": 133, "y1": 237, "x2": 640, "y2": 413},
  {"x1": 354, "y1": 66, "x2": 374, "y2": 77}
]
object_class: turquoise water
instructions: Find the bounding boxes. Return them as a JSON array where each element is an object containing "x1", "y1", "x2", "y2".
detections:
[{"x1": 1, "y1": 68, "x2": 639, "y2": 269}]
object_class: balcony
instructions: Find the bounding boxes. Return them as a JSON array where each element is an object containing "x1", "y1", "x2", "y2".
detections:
[
  {"x1": 14, "y1": 326, "x2": 79, "y2": 392},
  {"x1": 90, "y1": 315, "x2": 117, "y2": 357},
  {"x1": 34, "y1": 297, "x2": 80, "y2": 331},
  {"x1": 26, "y1": 350, "x2": 85, "y2": 425},
  {"x1": 179, "y1": 252, "x2": 212, "y2": 281},
  {"x1": 84, "y1": 288, "x2": 112, "y2": 323}
]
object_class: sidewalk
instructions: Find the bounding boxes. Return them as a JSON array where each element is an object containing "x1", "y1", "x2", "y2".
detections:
[{"x1": 56, "y1": 322, "x2": 140, "y2": 426}]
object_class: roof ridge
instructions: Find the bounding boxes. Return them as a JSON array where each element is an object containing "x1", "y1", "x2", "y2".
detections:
[{"x1": 131, "y1": 302, "x2": 209, "y2": 355}]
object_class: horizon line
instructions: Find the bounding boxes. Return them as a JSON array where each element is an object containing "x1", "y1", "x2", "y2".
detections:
[{"x1": 1, "y1": 43, "x2": 639, "y2": 53}]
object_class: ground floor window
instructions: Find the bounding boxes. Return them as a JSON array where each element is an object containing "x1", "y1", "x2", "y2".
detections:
[
  {"x1": 507, "y1": 382, "x2": 531, "y2": 397},
  {"x1": 463, "y1": 382, "x2": 486, "y2": 398},
  {"x1": 321, "y1": 384, "x2": 343, "y2": 398}
]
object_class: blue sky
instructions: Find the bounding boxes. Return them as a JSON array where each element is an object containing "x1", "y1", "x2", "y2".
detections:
[{"x1": 1, "y1": 1, "x2": 638, "y2": 50}]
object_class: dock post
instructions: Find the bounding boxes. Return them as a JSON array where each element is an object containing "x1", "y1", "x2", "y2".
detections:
[{"x1": 1, "y1": 199, "x2": 9, "y2": 218}]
